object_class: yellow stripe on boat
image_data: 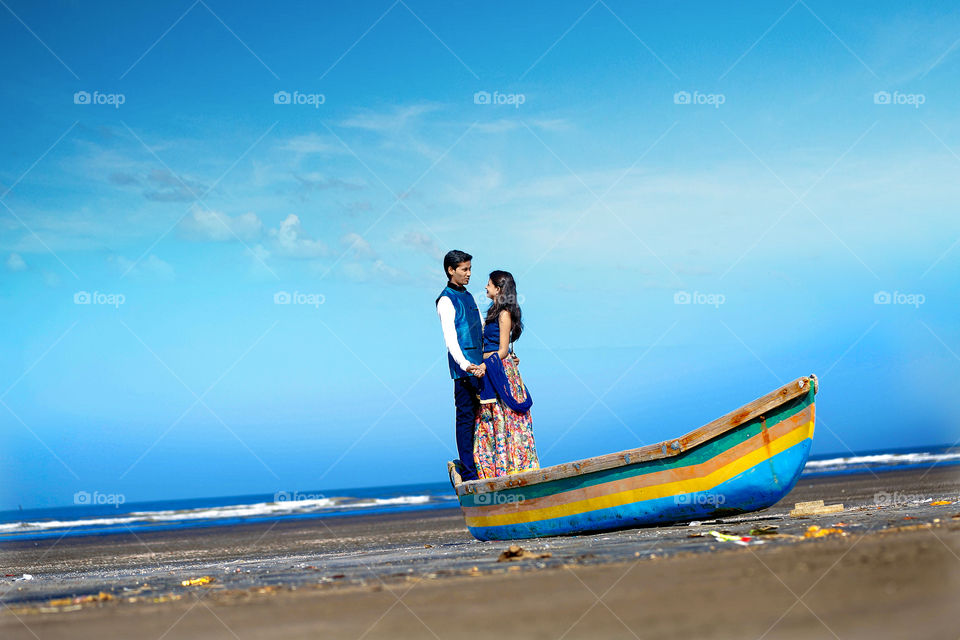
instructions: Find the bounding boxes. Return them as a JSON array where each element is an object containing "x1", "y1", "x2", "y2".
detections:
[{"x1": 464, "y1": 418, "x2": 813, "y2": 528}]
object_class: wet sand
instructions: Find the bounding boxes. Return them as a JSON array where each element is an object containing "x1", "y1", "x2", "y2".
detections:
[{"x1": 3, "y1": 466, "x2": 959, "y2": 639}]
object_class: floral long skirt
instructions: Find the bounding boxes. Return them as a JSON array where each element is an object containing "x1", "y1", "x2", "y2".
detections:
[{"x1": 473, "y1": 356, "x2": 539, "y2": 479}]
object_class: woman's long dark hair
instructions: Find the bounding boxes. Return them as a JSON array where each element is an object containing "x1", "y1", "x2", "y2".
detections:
[{"x1": 485, "y1": 270, "x2": 523, "y2": 343}]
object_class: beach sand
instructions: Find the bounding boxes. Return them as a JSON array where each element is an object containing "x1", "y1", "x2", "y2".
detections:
[{"x1": 3, "y1": 466, "x2": 959, "y2": 639}]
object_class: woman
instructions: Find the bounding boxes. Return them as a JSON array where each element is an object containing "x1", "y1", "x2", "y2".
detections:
[{"x1": 473, "y1": 270, "x2": 539, "y2": 479}]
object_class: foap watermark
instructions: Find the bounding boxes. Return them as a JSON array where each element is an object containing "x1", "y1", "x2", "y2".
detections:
[
  {"x1": 674, "y1": 492, "x2": 726, "y2": 506},
  {"x1": 73, "y1": 90, "x2": 126, "y2": 109},
  {"x1": 473, "y1": 90, "x2": 526, "y2": 109},
  {"x1": 273, "y1": 490, "x2": 326, "y2": 503},
  {"x1": 274, "y1": 290, "x2": 325, "y2": 308},
  {"x1": 74, "y1": 490, "x2": 126, "y2": 508},
  {"x1": 874, "y1": 490, "x2": 920, "y2": 507},
  {"x1": 474, "y1": 292, "x2": 526, "y2": 308},
  {"x1": 273, "y1": 90, "x2": 325, "y2": 108},
  {"x1": 874, "y1": 290, "x2": 925, "y2": 308},
  {"x1": 474, "y1": 492, "x2": 525, "y2": 506},
  {"x1": 873, "y1": 90, "x2": 925, "y2": 109},
  {"x1": 74, "y1": 290, "x2": 125, "y2": 308},
  {"x1": 673, "y1": 90, "x2": 725, "y2": 108},
  {"x1": 674, "y1": 290, "x2": 725, "y2": 308}
]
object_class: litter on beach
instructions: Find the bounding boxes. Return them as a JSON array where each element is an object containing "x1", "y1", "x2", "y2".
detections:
[
  {"x1": 708, "y1": 531, "x2": 761, "y2": 546},
  {"x1": 180, "y1": 576, "x2": 213, "y2": 587},
  {"x1": 804, "y1": 525, "x2": 847, "y2": 538},
  {"x1": 497, "y1": 545, "x2": 552, "y2": 561},
  {"x1": 48, "y1": 591, "x2": 112, "y2": 607},
  {"x1": 749, "y1": 525, "x2": 780, "y2": 536},
  {"x1": 790, "y1": 500, "x2": 844, "y2": 517}
]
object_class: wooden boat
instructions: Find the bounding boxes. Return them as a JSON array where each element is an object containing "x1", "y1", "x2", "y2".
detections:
[{"x1": 448, "y1": 375, "x2": 818, "y2": 540}]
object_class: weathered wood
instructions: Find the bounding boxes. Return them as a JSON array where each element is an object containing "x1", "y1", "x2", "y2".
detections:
[
  {"x1": 447, "y1": 460, "x2": 462, "y2": 486},
  {"x1": 457, "y1": 374, "x2": 817, "y2": 496},
  {"x1": 790, "y1": 503, "x2": 844, "y2": 517}
]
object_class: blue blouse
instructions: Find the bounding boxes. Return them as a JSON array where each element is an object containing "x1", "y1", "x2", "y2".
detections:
[{"x1": 482, "y1": 316, "x2": 501, "y2": 353}]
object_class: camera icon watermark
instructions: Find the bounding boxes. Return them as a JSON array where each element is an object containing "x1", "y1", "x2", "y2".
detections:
[
  {"x1": 73, "y1": 90, "x2": 126, "y2": 109},
  {"x1": 475, "y1": 292, "x2": 525, "y2": 308},
  {"x1": 674, "y1": 492, "x2": 726, "y2": 506},
  {"x1": 74, "y1": 290, "x2": 126, "y2": 308},
  {"x1": 74, "y1": 490, "x2": 126, "y2": 508},
  {"x1": 874, "y1": 490, "x2": 919, "y2": 507},
  {"x1": 873, "y1": 90, "x2": 925, "y2": 108},
  {"x1": 673, "y1": 290, "x2": 725, "y2": 308},
  {"x1": 274, "y1": 290, "x2": 325, "y2": 308},
  {"x1": 473, "y1": 90, "x2": 525, "y2": 109},
  {"x1": 273, "y1": 490, "x2": 326, "y2": 503},
  {"x1": 273, "y1": 90, "x2": 325, "y2": 108},
  {"x1": 673, "y1": 90, "x2": 725, "y2": 108},
  {"x1": 474, "y1": 492, "x2": 525, "y2": 506},
  {"x1": 873, "y1": 290, "x2": 925, "y2": 308}
]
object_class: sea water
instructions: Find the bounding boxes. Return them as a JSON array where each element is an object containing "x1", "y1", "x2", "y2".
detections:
[{"x1": 2, "y1": 445, "x2": 957, "y2": 542}]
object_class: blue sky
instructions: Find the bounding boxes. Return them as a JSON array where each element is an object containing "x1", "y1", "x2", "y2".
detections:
[{"x1": 1, "y1": 1, "x2": 958, "y2": 509}]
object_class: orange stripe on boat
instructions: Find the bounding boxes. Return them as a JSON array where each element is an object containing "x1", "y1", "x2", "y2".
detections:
[
  {"x1": 463, "y1": 404, "x2": 813, "y2": 519},
  {"x1": 463, "y1": 414, "x2": 814, "y2": 527}
]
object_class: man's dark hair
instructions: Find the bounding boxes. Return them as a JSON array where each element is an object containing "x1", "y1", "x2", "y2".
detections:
[{"x1": 443, "y1": 250, "x2": 472, "y2": 278}]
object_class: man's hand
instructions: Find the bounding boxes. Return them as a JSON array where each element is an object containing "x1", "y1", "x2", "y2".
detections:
[
  {"x1": 510, "y1": 354, "x2": 520, "y2": 365},
  {"x1": 467, "y1": 363, "x2": 486, "y2": 377}
]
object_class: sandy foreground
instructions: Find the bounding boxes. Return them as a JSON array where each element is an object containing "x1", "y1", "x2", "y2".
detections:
[{"x1": 2, "y1": 466, "x2": 959, "y2": 639}]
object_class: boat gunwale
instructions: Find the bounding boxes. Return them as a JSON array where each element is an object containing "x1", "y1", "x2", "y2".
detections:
[{"x1": 451, "y1": 374, "x2": 817, "y2": 496}]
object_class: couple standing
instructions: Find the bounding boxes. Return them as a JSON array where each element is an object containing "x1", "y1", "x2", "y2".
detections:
[{"x1": 436, "y1": 250, "x2": 539, "y2": 481}]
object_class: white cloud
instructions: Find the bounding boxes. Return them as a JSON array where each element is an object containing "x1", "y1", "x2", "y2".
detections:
[
  {"x1": 268, "y1": 214, "x2": 329, "y2": 258},
  {"x1": 340, "y1": 104, "x2": 444, "y2": 159},
  {"x1": 400, "y1": 231, "x2": 444, "y2": 260},
  {"x1": 6, "y1": 252, "x2": 26, "y2": 271},
  {"x1": 340, "y1": 232, "x2": 376, "y2": 258},
  {"x1": 341, "y1": 104, "x2": 440, "y2": 132},
  {"x1": 342, "y1": 259, "x2": 410, "y2": 284},
  {"x1": 179, "y1": 206, "x2": 263, "y2": 242},
  {"x1": 474, "y1": 118, "x2": 570, "y2": 134},
  {"x1": 42, "y1": 271, "x2": 61, "y2": 287},
  {"x1": 294, "y1": 173, "x2": 365, "y2": 191},
  {"x1": 249, "y1": 244, "x2": 271, "y2": 262}
]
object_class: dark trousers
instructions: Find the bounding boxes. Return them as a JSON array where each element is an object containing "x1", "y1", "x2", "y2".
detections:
[{"x1": 453, "y1": 375, "x2": 481, "y2": 481}]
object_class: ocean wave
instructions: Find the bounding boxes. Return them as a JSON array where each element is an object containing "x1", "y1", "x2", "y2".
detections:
[
  {"x1": 804, "y1": 451, "x2": 960, "y2": 471},
  {"x1": 0, "y1": 494, "x2": 443, "y2": 534}
]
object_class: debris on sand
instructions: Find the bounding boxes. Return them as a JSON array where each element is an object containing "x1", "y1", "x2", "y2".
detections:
[
  {"x1": 790, "y1": 500, "x2": 844, "y2": 517},
  {"x1": 180, "y1": 576, "x2": 214, "y2": 587},
  {"x1": 709, "y1": 531, "x2": 761, "y2": 546},
  {"x1": 497, "y1": 545, "x2": 552, "y2": 561},
  {"x1": 48, "y1": 591, "x2": 113, "y2": 607},
  {"x1": 749, "y1": 525, "x2": 779, "y2": 536},
  {"x1": 804, "y1": 525, "x2": 847, "y2": 538}
]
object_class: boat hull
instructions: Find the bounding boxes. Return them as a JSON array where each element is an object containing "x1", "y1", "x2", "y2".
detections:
[{"x1": 455, "y1": 380, "x2": 816, "y2": 540}]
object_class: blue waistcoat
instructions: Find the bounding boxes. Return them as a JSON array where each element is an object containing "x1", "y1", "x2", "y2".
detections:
[{"x1": 437, "y1": 285, "x2": 483, "y2": 379}]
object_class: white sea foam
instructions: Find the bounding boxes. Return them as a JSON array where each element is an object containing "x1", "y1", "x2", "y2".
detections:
[
  {"x1": 804, "y1": 451, "x2": 960, "y2": 471},
  {"x1": 0, "y1": 494, "x2": 439, "y2": 534}
]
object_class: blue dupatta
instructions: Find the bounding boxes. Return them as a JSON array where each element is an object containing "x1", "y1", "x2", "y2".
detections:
[{"x1": 479, "y1": 353, "x2": 533, "y2": 413}]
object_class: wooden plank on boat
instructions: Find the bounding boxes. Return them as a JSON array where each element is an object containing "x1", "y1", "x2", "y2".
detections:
[{"x1": 458, "y1": 374, "x2": 817, "y2": 496}]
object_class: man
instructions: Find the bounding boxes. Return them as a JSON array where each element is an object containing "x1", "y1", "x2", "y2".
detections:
[{"x1": 436, "y1": 250, "x2": 485, "y2": 481}]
